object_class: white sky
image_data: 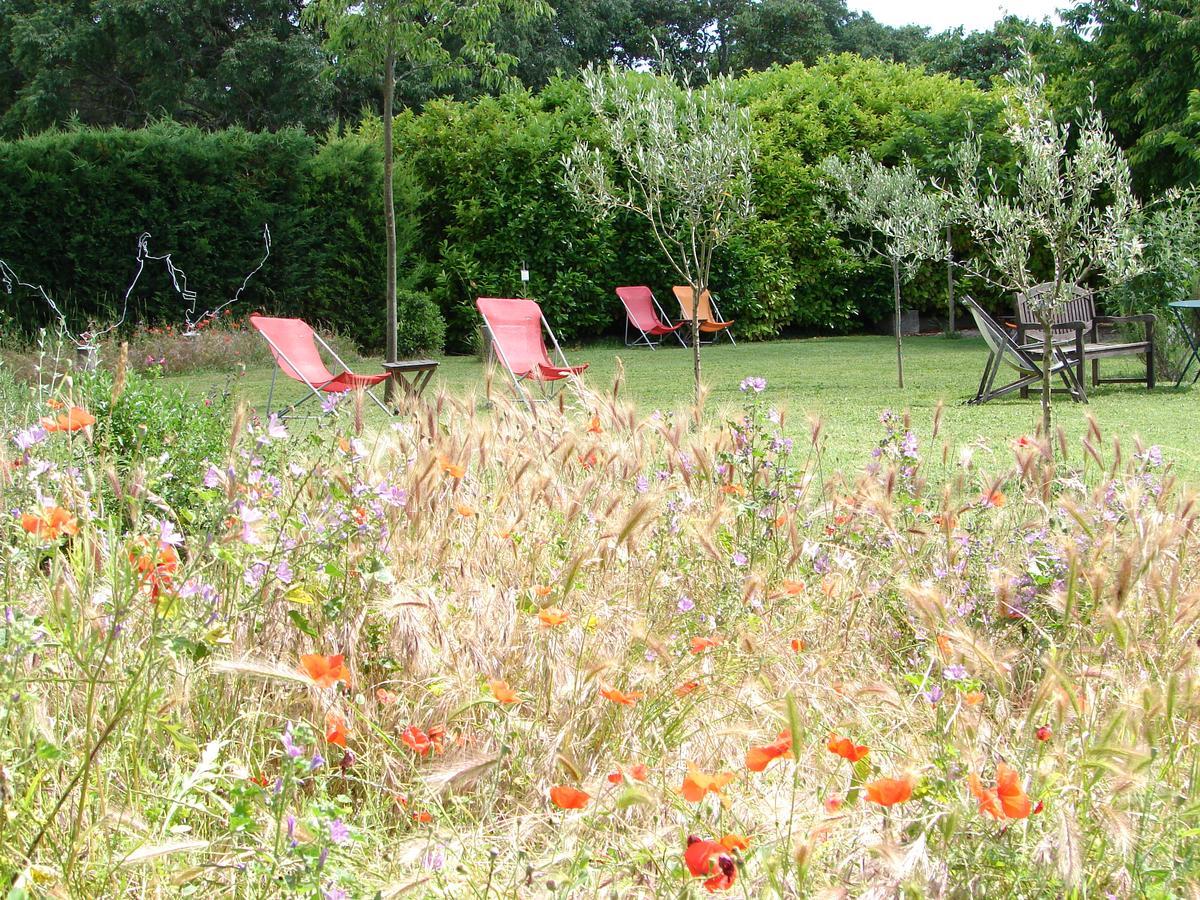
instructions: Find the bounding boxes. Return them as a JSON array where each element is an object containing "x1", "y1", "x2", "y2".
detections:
[{"x1": 852, "y1": 0, "x2": 1064, "y2": 33}]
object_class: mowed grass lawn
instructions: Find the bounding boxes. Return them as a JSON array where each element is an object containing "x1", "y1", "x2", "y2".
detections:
[{"x1": 166, "y1": 334, "x2": 1200, "y2": 478}]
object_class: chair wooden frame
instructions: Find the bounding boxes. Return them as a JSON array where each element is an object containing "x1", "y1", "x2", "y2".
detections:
[
  {"x1": 961, "y1": 296, "x2": 1086, "y2": 404},
  {"x1": 1014, "y1": 282, "x2": 1155, "y2": 394}
]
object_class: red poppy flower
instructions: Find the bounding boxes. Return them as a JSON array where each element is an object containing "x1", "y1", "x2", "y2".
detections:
[
  {"x1": 375, "y1": 687, "x2": 398, "y2": 705},
  {"x1": 402, "y1": 725, "x2": 433, "y2": 756},
  {"x1": 970, "y1": 762, "x2": 1032, "y2": 820},
  {"x1": 684, "y1": 836, "x2": 737, "y2": 892},
  {"x1": 826, "y1": 734, "x2": 870, "y2": 763},
  {"x1": 608, "y1": 762, "x2": 649, "y2": 784},
  {"x1": 300, "y1": 654, "x2": 349, "y2": 689},
  {"x1": 40, "y1": 406, "x2": 96, "y2": 432},
  {"x1": 412, "y1": 810, "x2": 433, "y2": 824},
  {"x1": 549, "y1": 785, "x2": 590, "y2": 809},
  {"x1": 674, "y1": 680, "x2": 700, "y2": 697},
  {"x1": 746, "y1": 730, "x2": 792, "y2": 772},
  {"x1": 680, "y1": 764, "x2": 735, "y2": 803},
  {"x1": 599, "y1": 684, "x2": 644, "y2": 705},
  {"x1": 325, "y1": 712, "x2": 348, "y2": 747},
  {"x1": 538, "y1": 607, "x2": 568, "y2": 628},
  {"x1": 690, "y1": 634, "x2": 723, "y2": 654},
  {"x1": 864, "y1": 774, "x2": 914, "y2": 807},
  {"x1": 790, "y1": 638, "x2": 805, "y2": 652},
  {"x1": 1036, "y1": 724, "x2": 1052, "y2": 742},
  {"x1": 981, "y1": 489, "x2": 1006, "y2": 508},
  {"x1": 21, "y1": 505, "x2": 79, "y2": 541},
  {"x1": 488, "y1": 679, "x2": 520, "y2": 704}
]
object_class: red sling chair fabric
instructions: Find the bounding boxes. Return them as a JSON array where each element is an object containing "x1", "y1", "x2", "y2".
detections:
[
  {"x1": 250, "y1": 314, "x2": 389, "y2": 392},
  {"x1": 616, "y1": 286, "x2": 684, "y2": 336},
  {"x1": 475, "y1": 297, "x2": 588, "y2": 381}
]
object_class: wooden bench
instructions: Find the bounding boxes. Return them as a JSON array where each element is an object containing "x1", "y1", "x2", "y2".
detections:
[{"x1": 1014, "y1": 283, "x2": 1155, "y2": 397}]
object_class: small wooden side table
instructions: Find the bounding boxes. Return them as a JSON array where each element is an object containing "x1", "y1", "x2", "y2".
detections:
[{"x1": 383, "y1": 360, "x2": 439, "y2": 403}]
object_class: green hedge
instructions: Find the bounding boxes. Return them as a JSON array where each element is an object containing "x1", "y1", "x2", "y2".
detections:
[{"x1": 0, "y1": 57, "x2": 1011, "y2": 353}]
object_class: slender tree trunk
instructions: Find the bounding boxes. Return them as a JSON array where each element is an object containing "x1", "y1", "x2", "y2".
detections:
[
  {"x1": 1041, "y1": 315, "x2": 1053, "y2": 438},
  {"x1": 892, "y1": 257, "x2": 904, "y2": 389},
  {"x1": 383, "y1": 43, "x2": 398, "y2": 403},
  {"x1": 692, "y1": 284, "x2": 702, "y2": 408},
  {"x1": 946, "y1": 223, "x2": 955, "y2": 334}
]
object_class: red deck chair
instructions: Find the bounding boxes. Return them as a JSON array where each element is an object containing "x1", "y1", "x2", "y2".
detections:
[
  {"x1": 249, "y1": 313, "x2": 391, "y2": 418},
  {"x1": 672, "y1": 285, "x2": 736, "y2": 345},
  {"x1": 475, "y1": 297, "x2": 588, "y2": 406},
  {"x1": 616, "y1": 286, "x2": 686, "y2": 349}
]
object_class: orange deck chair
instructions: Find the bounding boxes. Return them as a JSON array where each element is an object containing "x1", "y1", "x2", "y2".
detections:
[
  {"x1": 250, "y1": 313, "x2": 391, "y2": 418},
  {"x1": 616, "y1": 286, "x2": 687, "y2": 349},
  {"x1": 475, "y1": 297, "x2": 588, "y2": 406},
  {"x1": 671, "y1": 285, "x2": 735, "y2": 345}
]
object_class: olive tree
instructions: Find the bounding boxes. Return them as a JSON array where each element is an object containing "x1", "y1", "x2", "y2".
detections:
[
  {"x1": 820, "y1": 152, "x2": 951, "y2": 388},
  {"x1": 950, "y1": 54, "x2": 1143, "y2": 436},
  {"x1": 562, "y1": 64, "x2": 755, "y2": 407}
]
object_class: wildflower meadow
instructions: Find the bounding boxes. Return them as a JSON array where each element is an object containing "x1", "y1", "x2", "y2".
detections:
[{"x1": 2, "y1": 347, "x2": 1197, "y2": 898}]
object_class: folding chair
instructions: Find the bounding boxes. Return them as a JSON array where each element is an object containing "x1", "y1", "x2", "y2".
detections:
[
  {"x1": 616, "y1": 286, "x2": 687, "y2": 349},
  {"x1": 960, "y1": 296, "x2": 1086, "y2": 404},
  {"x1": 249, "y1": 314, "x2": 391, "y2": 419},
  {"x1": 475, "y1": 297, "x2": 589, "y2": 408},
  {"x1": 672, "y1": 285, "x2": 735, "y2": 345}
]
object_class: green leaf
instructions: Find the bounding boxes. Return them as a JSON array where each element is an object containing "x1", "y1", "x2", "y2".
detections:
[{"x1": 288, "y1": 610, "x2": 318, "y2": 638}]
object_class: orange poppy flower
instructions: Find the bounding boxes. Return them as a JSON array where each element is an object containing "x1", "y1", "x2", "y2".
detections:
[
  {"x1": 936, "y1": 633, "x2": 952, "y2": 656},
  {"x1": 607, "y1": 770, "x2": 623, "y2": 784},
  {"x1": 456, "y1": 503, "x2": 475, "y2": 518},
  {"x1": 549, "y1": 785, "x2": 590, "y2": 809},
  {"x1": 782, "y1": 580, "x2": 804, "y2": 595},
  {"x1": 599, "y1": 684, "x2": 644, "y2": 705},
  {"x1": 981, "y1": 489, "x2": 1006, "y2": 508},
  {"x1": 1036, "y1": 724, "x2": 1052, "y2": 742},
  {"x1": 690, "y1": 634, "x2": 723, "y2": 654},
  {"x1": 608, "y1": 762, "x2": 649, "y2": 784},
  {"x1": 21, "y1": 506, "x2": 79, "y2": 541},
  {"x1": 964, "y1": 691, "x2": 985, "y2": 706},
  {"x1": 402, "y1": 724, "x2": 433, "y2": 756},
  {"x1": 533, "y1": 584, "x2": 552, "y2": 598},
  {"x1": 826, "y1": 734, "x2": 870, "y2": 763},
  {"x1": 40, "y1": 406, "x2": 96, "y2": 432},
  {"x1": 790, "y1": 638, "x2": 805, "y2": 652},
  {"x1": 325, "y1": 712, "x2": 348, "y2": 747},
  {"x1": 300, "y1": 654, "x2": 349, "y2": 689},
  {"x1": 684, "y1": 837, "x2": 737, "y2": 891},
  {"x1": 488, "y1": 678, "x2": 520, "y2": 704},
  {"x1": 47, "y1": 398, "x2": 63, "y2": 410},
  {"x1": 746, "y1": 730, "x2": 792, "y2": 772},
  {"x1": 719, "y1": 483, "x2": 746, "y2": 497},
  {"x1": 538, "y1": 607, "x2": 568, "y2": 628},
  {"x1": 675, "y1": 680, "x2": 701, "y2": 697},
  {"x1": 864, "y1": 774, "x2": 914, "y2": 807},
  {"x1": 680, "y1": 763, "x2": 736, "y2": 803},
  {"x1": 438, "y1": 455, "x2": 466, "y2": 479},
  {"x1": 720, "y1": 833, "x2": 749, "y2": 852},
  {"x1": 412, "y1": 810, "x2": 434, "y2": 824},
  {"x1": 579, "y1": 449, "x2": 599, "y2": 469},
  {"x1": 969, "y1": 762, "x2": 1032, "y2": 820},
  {"x1": 375, "y1": 687, "x2": 398, "y2": 705},
  {"x1": 586, "y1": 415, "x2": 603, "y2": 434},
  {"x1": 773, "y1": 512, "x2": 788, "y2": 529}
]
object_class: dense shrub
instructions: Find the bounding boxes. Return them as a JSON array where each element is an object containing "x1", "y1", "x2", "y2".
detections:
[{"x1": 0, "y1": 59, "x2": 1014, "y2": 351}]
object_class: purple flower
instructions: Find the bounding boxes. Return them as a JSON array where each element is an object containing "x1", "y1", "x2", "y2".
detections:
[
  {"x1": 327, "y1": 818, "x2": 350, "y2": 845},
  {"x1": 322, "y1": 887, "x2": 348, "y2": 900},
  {"x1": 422, "y1": 846, "x2": 446, "y2": 871},
  {"x1": 281, "y1": 723, "x2": 304, "y2": 758},
  {"x1": 732, "y1": 552, "x2": 748, "y2": 567},
  {"x1": 739, "y1": 376, "x2": 767, "y2": 393},
  {"x1": 153, "y1": 517, "x2": 185, "y2": 547},
  {"x1": 321, "y1": 391, "x2": 349, "y2": 414},
  {"x1": 677, "y1": 595, "x2": 695, "y2": 613},
  {"x1": 12, "y1": 425, "x2": 47, "y2": 451},
  {"x1": 202, "y1": 465, "x2": 223, "y2": 488},
  {"x1": 634, "y1": 474, "x2": 649, "y2": 494},
  {"x1": 267, "y1": 414, "x2": 288, "y2": 441},
  {"x1": 310, "y1": 752, "x2": 325, "y2": 770},
  {"x1": 244, "y1": 561, "x2": 268, "y2": 588},
  {"x1": 921, "y1": 684, "x2": 944, "y2": 704},
  {"x1": 943, "y1": 664, "x2": 967, "y2": 681},
  {"x1": 275, "y1": 560, "x2": 294, "y2": 585}
]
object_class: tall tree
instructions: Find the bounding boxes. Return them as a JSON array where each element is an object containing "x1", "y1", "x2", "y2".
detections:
[
  {"x1": 305, "y1": 0, "x2": 549, "y2": 384},
  {"x1": 950, "y1": 55, "x2": 1143, "y2": 436},
  {"x1": 728, "y1": 0, "x2": 846, "y2": 71},
  {"x1": 563, "y1": 64, "x2": 755, "y2": 406},
  {"x1": 1058, "y1": 0, "x2": 1200, "y2": 194},
  {"x1": 0, "y1": 0, "x2": 331, "y2": 135}
]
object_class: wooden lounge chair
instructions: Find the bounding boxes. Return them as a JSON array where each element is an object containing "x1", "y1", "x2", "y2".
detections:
[
  {"x1": 961, "y1": 296, "x2": 1086, "y2": 404},
  {"x1": 672, "y1": 285, "x2": 735, "y2": 345},
  {"x1": 615, "y1": 286, "x2": 687, "y2": 349},
  {"x1": 1014, "y1": 282, "x2": 1155, "y2": 394}
]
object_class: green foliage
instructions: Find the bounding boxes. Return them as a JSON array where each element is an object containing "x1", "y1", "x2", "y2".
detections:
[{"x1": 0, "y1": 0, "x2": 331, "y2": 137}]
